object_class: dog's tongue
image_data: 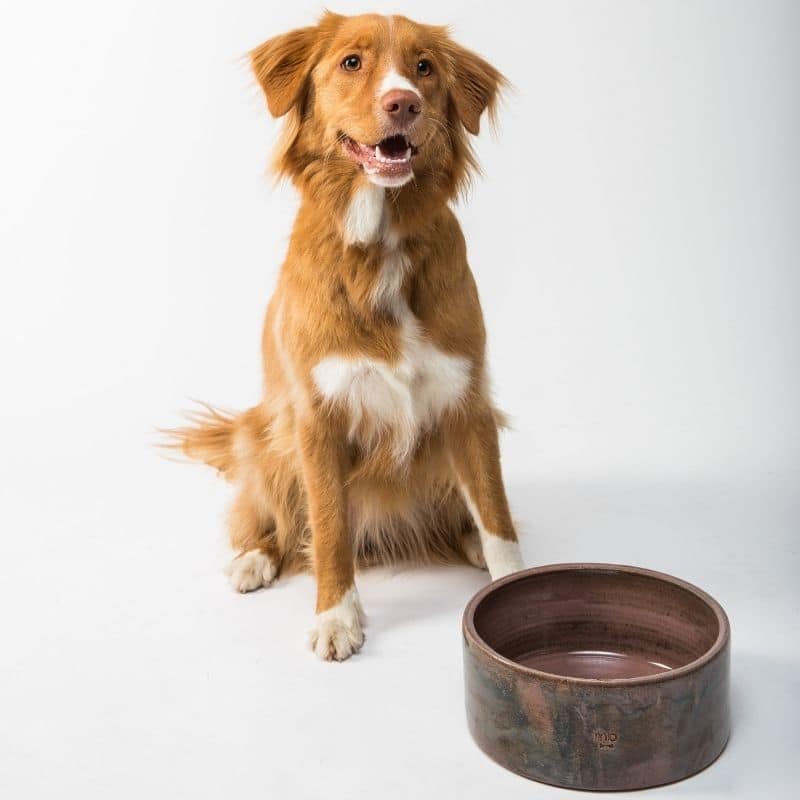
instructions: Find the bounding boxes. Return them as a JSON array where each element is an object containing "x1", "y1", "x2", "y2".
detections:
[
  {"x1": 342, "y1": 134, "x2": 413, "y2": 181},
  {"x1": 378, "y1": 135, "x2": 408, "y2": 159}
]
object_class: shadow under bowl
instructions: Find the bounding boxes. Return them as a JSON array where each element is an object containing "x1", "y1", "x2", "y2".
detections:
[{"x1": 462, "y1": 563, "x2": 730, "y2": 791}]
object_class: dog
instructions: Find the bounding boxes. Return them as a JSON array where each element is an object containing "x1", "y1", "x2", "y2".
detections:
[{"x1": 168, "y1": 12, "x2": 524, "y2": 660}]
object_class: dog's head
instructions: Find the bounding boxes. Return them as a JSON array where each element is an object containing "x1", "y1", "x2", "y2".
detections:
[{"x1": 251, "y1": 12, "x2": 505, "y2": 195}]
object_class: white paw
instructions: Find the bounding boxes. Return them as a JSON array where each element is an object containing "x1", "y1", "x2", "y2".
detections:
[
  {"x1": 309, "y1": 588, "x2": 366, "y2": 661},
  {"x1": 481, "y1": 535, "x2": 525, "y2": 581},
  {"x1": 462, "y1": 530, "x2": 487, "y2": 570},
  {"x1": 225, "y1": 549, "x2": 276, "y2": 593}
]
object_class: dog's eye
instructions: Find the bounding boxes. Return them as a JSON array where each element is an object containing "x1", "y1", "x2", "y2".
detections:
[
  {"x1": 341, "y1": 55, "x2": 361, "y2": 72},
  {"x1": 417, "y1": 59, "x2": 432, "y2": 77}
]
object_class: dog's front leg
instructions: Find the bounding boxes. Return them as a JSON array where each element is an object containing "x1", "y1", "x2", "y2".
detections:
[
  {"x1": 453, "y1": 411, "x2": 525, "y2": 581},
  {"x1": 299, "y1": 415, "x2": 364, "y2": 661}
]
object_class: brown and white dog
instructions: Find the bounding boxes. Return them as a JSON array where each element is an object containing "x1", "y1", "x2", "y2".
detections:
[{"x1": 169, "y1": 12, "x2": 524, "y2": 660}]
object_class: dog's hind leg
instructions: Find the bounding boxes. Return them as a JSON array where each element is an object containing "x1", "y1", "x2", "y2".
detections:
[
  {"x1": 225, "y1": 484, "x2": 281, "y2": 593},
  {"x1": 460, "y1": 526, "x2": 487, "y2": 570}
]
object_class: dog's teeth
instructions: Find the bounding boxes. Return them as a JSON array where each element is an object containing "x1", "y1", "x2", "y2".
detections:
[
  {"x1": 375, "y1": 146, "x2": 381, "y2": 159},
  {"x1": 404, "y1": 148, "x2": 411, "y2": 160}
]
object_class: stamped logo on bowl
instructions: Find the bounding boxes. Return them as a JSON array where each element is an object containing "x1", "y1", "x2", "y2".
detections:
[{"x1": 593, "y1": 730, "x2": 619, "y2": 750}]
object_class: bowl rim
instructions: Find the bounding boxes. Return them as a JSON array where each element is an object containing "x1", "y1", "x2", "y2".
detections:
[{"x1": 463, "y1": 562, "x2": 730, "y2": 686}]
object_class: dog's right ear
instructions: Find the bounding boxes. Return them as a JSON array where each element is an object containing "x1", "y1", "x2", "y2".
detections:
[{"x1": 250, "y1": 26, "x2": 320, "y2": 117}]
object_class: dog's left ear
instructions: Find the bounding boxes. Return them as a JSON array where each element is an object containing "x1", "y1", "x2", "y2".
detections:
[
  {"x1": 250, "y1": 26, "x2": 320, "y2": 117},
  {"x1": 443, "y1": 41, "x2": 506, "y2": 135}
]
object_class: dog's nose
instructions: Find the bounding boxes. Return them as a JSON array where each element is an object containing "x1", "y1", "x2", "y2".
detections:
[{"x1": 381, "y1": 89, "x2": 421, "y2": 126}]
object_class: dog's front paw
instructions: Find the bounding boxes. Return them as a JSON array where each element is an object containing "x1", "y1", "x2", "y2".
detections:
[
  {"x1": 309, "y1": 588, "x2": 366, "y2": 661},
  {"x1": 225, "y1": 549, "x2": 277, "y2": 593}
]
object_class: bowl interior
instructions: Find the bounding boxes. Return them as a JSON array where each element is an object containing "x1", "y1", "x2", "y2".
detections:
[{"x1": 472, "y1": 567, "x2": 720, "y2": 680}]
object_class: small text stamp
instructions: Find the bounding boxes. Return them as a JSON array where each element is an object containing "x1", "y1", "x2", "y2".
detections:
[{"x1": 593, "y1": 730, "x2": 619, "y2": 750}]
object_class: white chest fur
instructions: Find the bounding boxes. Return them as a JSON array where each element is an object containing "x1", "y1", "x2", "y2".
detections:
[
  {"x1": 312, "y1": 311, "x2": 471, "y2": 462},
  {"x1": 313, "y1": 186, "x2": 471, "y2": 462}
]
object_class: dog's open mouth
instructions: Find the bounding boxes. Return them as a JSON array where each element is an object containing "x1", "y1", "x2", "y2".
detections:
[{"x1": 341, "y1": 134, "x2": 418, "y2": 180}]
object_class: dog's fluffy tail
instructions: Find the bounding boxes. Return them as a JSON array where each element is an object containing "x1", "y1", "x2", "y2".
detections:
[{"x1": 160, "y1": 402, "x2": 241, "y2": 479}]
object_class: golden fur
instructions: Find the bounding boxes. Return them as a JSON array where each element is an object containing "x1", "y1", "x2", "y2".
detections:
[{"x1": 166, "y1": 12, "x2": 522, "y2": 659}]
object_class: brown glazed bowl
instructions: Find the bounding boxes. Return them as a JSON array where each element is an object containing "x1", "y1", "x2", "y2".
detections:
[{"x1": 463, "y1": 564, "x2": 730, "y2": 791}]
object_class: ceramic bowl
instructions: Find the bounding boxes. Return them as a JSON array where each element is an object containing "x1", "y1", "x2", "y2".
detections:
[{"x1": 462, "y1": 563, "x2": 730, "y2": 791}]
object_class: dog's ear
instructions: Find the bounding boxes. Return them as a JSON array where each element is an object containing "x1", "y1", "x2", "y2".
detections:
[
  {"x1": 250, "y1": 26, "x2": 320, "y2": 117},
  {"x1": 443, "y1": 41, "x2": 506, "y2": 135}
]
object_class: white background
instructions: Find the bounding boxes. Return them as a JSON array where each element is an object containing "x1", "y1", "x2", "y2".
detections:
[{"x1": 1, "y1": 1, "x2": 798, "y2": 797}]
